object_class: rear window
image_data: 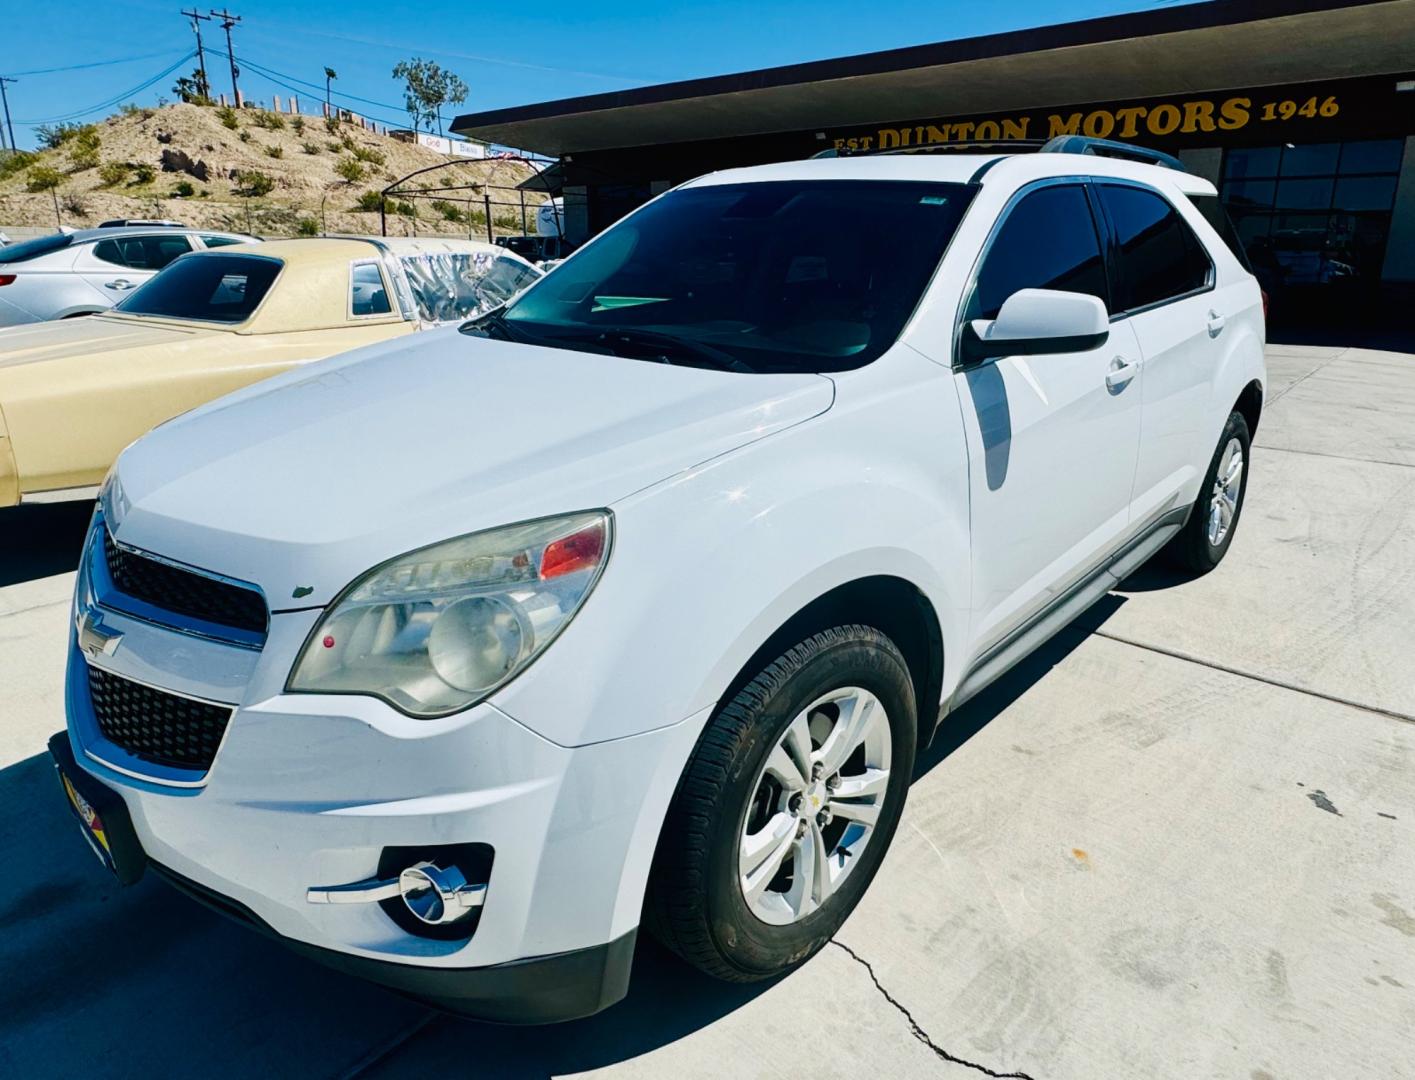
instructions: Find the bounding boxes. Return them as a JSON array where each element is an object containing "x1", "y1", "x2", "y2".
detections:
[
  {"x1": 0, "y1": 233, "x2": 74, "y2": 264},
  {"x1": 1186, "y1": 193, "x2": 1254, "y2": 273},
  {"x1": 115, "y1": 253, "x2": 282, "y2": 322},
  {"x1": 94, "y1": 234, "x2": 193, "y2": 270}
]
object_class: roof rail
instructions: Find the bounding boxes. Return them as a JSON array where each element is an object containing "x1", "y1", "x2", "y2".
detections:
[
  {"x1": 812, "y1": 139, "x2": 1049, "y2": 159},
  {"x1": 1039, "y1": 135, "x2": 1185, "y2": 172}
]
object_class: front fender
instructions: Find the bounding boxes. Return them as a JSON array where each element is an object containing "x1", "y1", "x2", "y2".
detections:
[{"x1": 491, "y1": 353, "x2": 971, "y2": 749}]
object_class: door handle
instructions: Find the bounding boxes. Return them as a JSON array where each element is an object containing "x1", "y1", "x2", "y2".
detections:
[
  {"x1": 104, "y1": 279, "x2": 136, "y2": 291},
  {"x1": 1105, "y1": 356, "x2": 1138, "y2": 391},
  {"x1": 1206, "y1": 309, "x2": 1226, "y2": 337}
]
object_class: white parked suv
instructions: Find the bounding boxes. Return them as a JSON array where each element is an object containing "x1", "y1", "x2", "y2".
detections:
[{"x1": 52, "y1": 138, "x2": 1264, "y2": 1023}]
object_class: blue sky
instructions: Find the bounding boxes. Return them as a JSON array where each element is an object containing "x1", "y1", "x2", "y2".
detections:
[{"x1": 2, "y1": 0, "x2": 1182, "y2": 149}]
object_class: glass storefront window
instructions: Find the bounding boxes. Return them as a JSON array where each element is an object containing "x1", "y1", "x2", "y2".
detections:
[
  {"x1": 1278, "y1": 143, "x2": 1340, "y2": 177},
  {"x1": 1220, "y1": 138, "x2": 1403, "y2": 316},
  {"x1": 1338, "y1": 139, "x2": 1405, "y2": 175},
  {"x1": 1224, "y1": 147, "x2": 1280, "y2": 179}
]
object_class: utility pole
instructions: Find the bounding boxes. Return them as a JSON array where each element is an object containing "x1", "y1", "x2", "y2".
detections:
[
  {"x1": 210, "y1": 8, "x2": 242, "y2": 106},
  {"x1": 0, "y1": 77, "x2": 17, "y2": 152},
  {"x1": 181, "y1": 9, "x2": 213, "y2": 100}
]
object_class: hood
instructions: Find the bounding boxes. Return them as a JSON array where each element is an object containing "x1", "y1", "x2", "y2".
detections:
[
  {"x1": 110, "y1": 326, "x2": 834, "y2": 607},
  {"x1": 0, "y1": 313, "x2": 213, "y2": 371}
]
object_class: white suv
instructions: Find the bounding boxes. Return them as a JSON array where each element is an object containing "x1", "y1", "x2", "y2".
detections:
[{"x1": 52, "y1": 139, "x2": 1264, "y2": 1023}]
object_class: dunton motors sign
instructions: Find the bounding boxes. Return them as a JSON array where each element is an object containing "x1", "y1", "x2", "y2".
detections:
[{"x1": 825, "y1": 76, "x2": 1408, "y2": 154}]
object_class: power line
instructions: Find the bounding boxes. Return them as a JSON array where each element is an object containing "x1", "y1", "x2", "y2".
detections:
[
  {"x1": 211, "y1": 48, "x2": 404, "y2": 116},
  {"x1": 6, "y1": 50, "x2": 189, "y2": 78},
  {"x1": 15, "y1": 52, "x2": 194, "y2": 125}
]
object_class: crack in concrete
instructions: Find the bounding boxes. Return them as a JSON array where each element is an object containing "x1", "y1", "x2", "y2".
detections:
[
  {"x1": 336, "y1": 1011, "x2": 438, "y2": 1079},
  {"x1": 1091, "y1": 629, "x2": 1415, "y2": 727},
  {"x1": 830, "y1": 941, "x2": 1036, "y2": 1080}
]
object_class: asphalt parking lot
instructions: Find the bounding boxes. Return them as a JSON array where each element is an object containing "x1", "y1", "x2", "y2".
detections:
[{"x1": 2, "y1": 342, "x2": 1413, "y2": 1079}]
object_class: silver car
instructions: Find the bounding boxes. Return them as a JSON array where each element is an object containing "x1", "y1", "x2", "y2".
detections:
[{"x1": 0, "y1": 227, "x2": 255, "y2": 327}]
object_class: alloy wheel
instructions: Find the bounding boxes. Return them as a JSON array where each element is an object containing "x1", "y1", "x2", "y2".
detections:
[
  {"x1": 1207, "y1": 436, "x2": 1244, "y2": 547},
  {"x1": 738, "y1": 686, "x2": 893, "y2": 926}
]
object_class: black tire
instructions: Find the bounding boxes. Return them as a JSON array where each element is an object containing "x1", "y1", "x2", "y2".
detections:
[
  {"x1": 645, "y1": 625, "x2": 917, "y2": 982},
  {"x1": 1165, "y1": 410, "x2": 1251, "y2": 575}
]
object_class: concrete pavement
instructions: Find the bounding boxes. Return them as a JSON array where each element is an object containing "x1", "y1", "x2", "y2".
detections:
[{"x1": 1, "y1": 345, "x2": 1412, "y2": 1079}]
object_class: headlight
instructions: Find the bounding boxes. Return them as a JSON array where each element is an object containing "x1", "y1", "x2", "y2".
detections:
[{"x1": 288, "y1": 511, "x2": 611, "y2": 717}]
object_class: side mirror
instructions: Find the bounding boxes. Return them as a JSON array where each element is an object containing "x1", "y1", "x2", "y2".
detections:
[{"x1": 960, "y1": 288, "x2": 1109, "y2": 365}]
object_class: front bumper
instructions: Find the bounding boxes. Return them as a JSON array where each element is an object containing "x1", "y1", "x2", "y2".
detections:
[{"x1": 62, "y1": 515, "x2": 705, "y2": 1020}]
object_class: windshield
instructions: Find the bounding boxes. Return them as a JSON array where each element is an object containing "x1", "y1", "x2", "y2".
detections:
[
  {"x1": 0, "y1": 233, "x2": 74, "y2": 264},
  {"x1": 498, "y1": 180, "x2": 974, "y2": 374},
  {"x1": 115, "y1": 253, "x2": 281, "y2": 323},
  {"x1": 400, "y1": 251, "x2": 542, "y2": 323}
]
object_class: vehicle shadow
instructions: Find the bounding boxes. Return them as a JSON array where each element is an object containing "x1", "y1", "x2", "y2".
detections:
[
  {"x1": 915, "y1": 593, "x2": 1127, "y2": 779},
  {"x1": 0, "y1": 499, "x2": 94, "y2": 588},
  {"x1": 0, "y1": 747, "x2": 780, "y2": 1078}
]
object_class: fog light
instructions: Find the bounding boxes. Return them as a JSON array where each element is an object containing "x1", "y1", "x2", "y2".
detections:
[{"x1": 397, "y1": 861, "x2": 487, "y2": 926}]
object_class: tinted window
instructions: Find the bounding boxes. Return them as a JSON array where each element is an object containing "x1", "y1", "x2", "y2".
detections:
[
  {"x1": 1187, "y1": 194, "x2": 1253, "y2": 272},
  {"x1": 501, "y1": 180, "x2": 975, "y2": 374},
  {"x1": 200, "y1": 234, "x2": 248, "y2": 249},
  {"x1": 0, "y1": 232, "x2": 74, "y2": 264},
  {"x1": 115, "y1": 254, "x2": 281, "y2": 322},
  {"x1": 93, "y1": 234, "x2": 194, "y2": 270},
  {"x1": 1097, "y1": 185, "x2": 1211, "y2": 311},
  {"x1": 971, "y1": 184, "x2": 1107, "y2": 321},
  {"x1": 351, "y1": 262, "x2": 392, "y2": 316}
]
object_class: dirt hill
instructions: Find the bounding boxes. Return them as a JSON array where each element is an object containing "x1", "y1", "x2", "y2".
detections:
[{"x1": 0, "y1": 102, "x2": 546, "y2": 239}]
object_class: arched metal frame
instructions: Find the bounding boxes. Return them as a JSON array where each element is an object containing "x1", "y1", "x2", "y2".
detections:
[{"x1": 377, "y1": 154, "x2": 562, "y2": 243}]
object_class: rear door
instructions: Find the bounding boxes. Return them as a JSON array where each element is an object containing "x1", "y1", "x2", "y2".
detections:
[
  {"x1": 1092, "y1": 183, "x2": 1220, "y2": 523},
  {"x1": 77, "y1": 233, "x2": 195, "y2": 304},
  {"x1": 955, "y1": 181, "x2": 1145, "y2": 652}
]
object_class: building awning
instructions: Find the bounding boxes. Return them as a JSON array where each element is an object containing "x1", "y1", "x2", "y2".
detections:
[{"x1": 453, "y1": 0, "x2": 1415, "y2": 156}]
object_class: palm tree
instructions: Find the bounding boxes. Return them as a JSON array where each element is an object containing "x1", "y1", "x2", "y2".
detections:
[{"x1": 323, "y1": 67, "x2": 337, "y2": 114}]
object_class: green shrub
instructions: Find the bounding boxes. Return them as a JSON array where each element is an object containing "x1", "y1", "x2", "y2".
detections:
[
  {"x1": 264, "y1": 144, "x2": 285, "y2": 159},
  {"x1": 0, "y1": 150, "x2": 38, "y2": 180},
  {"x1": 334, "y1": 157, "x2": 366, "y2": 184},
  {"x1": 325, "y1": 115, "x2": 341, "y2": 134},
  {"x1": 61, "y1": 193, "x2": 88, "y2": 216},
  {"x1": 35, "y1": 122, "x2": 82, "y2": 149},
  {"x1": 25, "y1": 165, "x2": 65, "y2": 193},
  {"x1": 130, "y1": 163, "x2": 155, "y2": 184},
  {"x1": 351, "y1": 144, "x2": 385, "y2": 166},
  {"x1": 354, "y1": 189, "x2": 385, "y2": 212},
  {"x1": 431, "y1": 199, "x2": 464, "y2": 222},
  {"x1": 392, "y1": 199, "x2": 416, "y2": 217},
  {"x1": 252, "y1": 110, "x2": 286, "y2": 130},
  {"x1": 119, "y1": 103, "x2": 156, "y2": 120},
  {"x1": 301, "y1": 141, "x2": 321, "y2": 155},
  {"x1": 291, "y1": 116, "x2": 306, "y2": 135},
  {"x1": 69, "y1": 127, "x2": 102, "y2": 171},
  {"x1": 238, "y1": 130, "x2": 252, "y2": 143},
  {"x1": 96, "y1": 160, "x2": 130, "y2": 186},
  {"x1": 296, "y1": 217, "x2": 320, "y2": 237},
  {"x1": 235, "y1": 169, "x2": 276, "y2": 196},
  {"x1": 216, "y1": 105, "x2": 240, "y2": 130},
  {"x1": 172, "y1": 179, "x2": 196, "y2": 197}
]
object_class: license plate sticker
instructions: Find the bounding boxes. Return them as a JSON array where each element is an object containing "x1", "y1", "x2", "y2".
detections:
[{"x1": 61, "y1": 769, "x2": 117, "y2": 874}]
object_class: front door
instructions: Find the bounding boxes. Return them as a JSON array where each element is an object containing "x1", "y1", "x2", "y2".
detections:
[{"x1": 954, "y1": 182, "x2": 1145, "y2": 653}]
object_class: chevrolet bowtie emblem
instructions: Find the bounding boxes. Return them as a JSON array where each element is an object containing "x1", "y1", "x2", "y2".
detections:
[{"x1": 76, "y1": 608, "x2": 123, "y2": 659}]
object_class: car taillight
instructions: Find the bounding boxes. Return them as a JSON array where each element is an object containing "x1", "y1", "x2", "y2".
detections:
[
  {"x1": 0, "y1": 275, "x2": 15, "y2": 287},
  {"x1": 1260, "y1": 289, "x2": 1269, "y2": 323}
]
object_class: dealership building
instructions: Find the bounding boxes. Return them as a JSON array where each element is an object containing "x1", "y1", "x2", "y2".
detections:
[{"x1": 455, "y1": 0, "x2": 1415, "y2": 328}]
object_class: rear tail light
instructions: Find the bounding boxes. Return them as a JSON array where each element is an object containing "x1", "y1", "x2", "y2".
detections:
[
  {"x1": 0, "y1": 275, "x2": 15, "y2": 287},
  {"x1": 1260, "y1": 289, "x2": 1269, "y2": 323}
]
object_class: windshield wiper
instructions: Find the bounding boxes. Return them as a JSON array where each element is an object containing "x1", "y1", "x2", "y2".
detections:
[{"x1": 566, "y1": 327, "x2": 756, "y2": 374}]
